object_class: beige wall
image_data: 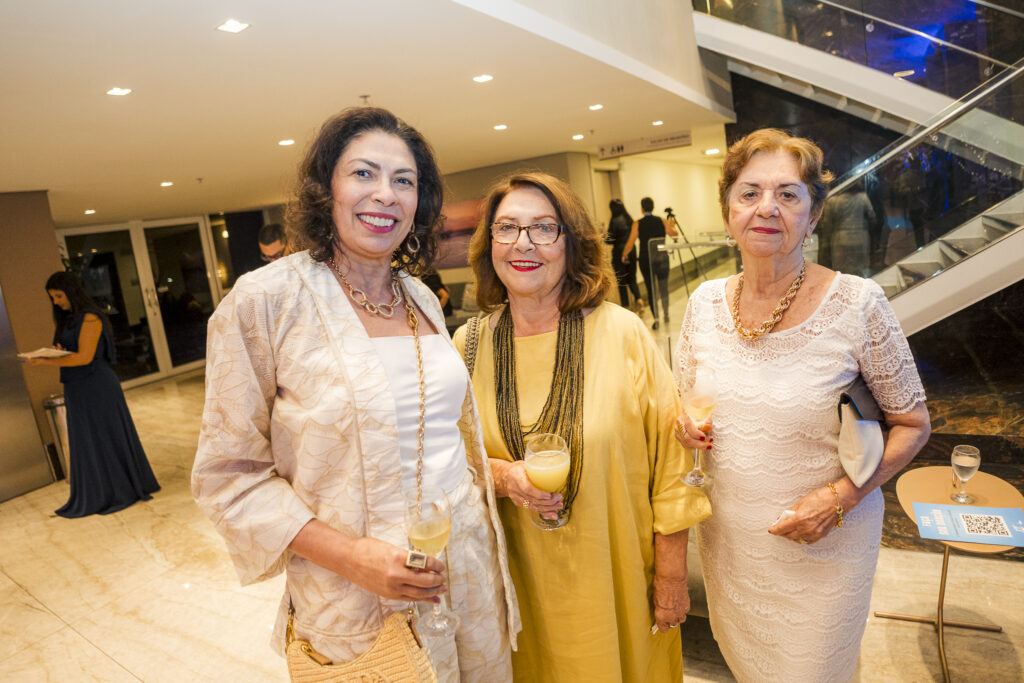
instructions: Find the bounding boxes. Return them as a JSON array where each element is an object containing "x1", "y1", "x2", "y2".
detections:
[
  {"x1": 444, "y1": 151, "x2": 595, "y2": 217},
  {"x1": 618, "y1": 156, "x2": 724, "y2": 261},
  {"x1": 0, "y1": 191, "x2": 65, "y2": 445}
]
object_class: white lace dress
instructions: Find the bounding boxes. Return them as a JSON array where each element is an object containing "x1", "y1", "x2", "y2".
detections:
[{"x1": 675, "y1": 274, "x2": 925, "y2": 682}]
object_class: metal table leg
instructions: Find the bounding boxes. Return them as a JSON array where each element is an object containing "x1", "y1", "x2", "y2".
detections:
[{"x1": 874, "y1": 546, "x2": 1002, "y2": 683}]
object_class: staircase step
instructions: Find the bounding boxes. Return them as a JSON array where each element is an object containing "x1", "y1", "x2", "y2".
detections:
[{"x1": 941, "y1": 237, "x2": 990, "y2": 256}]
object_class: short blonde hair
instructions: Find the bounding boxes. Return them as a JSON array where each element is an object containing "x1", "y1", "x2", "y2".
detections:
[
  {"x1": 719, "y1": 128, "x2": 834, "y2": 221},
  {"x1": 468, "y1": 172, "x2": 613, "y2": 313}
]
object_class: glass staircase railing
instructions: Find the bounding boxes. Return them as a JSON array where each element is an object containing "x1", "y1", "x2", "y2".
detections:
[
  {"x1": 817, "y1": 56, "x2": 1024, "y2": 297},
  {"x1": 692, "y1": 0, "x2": 1024, "y2": 100}
]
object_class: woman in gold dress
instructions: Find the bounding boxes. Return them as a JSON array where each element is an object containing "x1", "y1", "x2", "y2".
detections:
[{"x1": 453, "y1": 172, "x2": 710, "y2": 681}]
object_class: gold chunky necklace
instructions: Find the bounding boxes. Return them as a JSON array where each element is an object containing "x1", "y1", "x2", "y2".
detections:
[
  {"x1": 494, "y1": 306, "x2": 585, "y2": 514},
  {"x1": 730, "y1": 262, "x2": 807, "y2": 341},
  {"x1": 329, "y1": 257, "x2": 402, "y2": 317}
]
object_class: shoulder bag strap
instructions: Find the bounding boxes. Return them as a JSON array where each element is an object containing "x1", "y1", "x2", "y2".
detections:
[{"x1": 463, "y1": 315, "x2": 482, "y2": 378}]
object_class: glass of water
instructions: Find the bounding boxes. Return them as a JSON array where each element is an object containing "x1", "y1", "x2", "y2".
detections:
[{"x1": 950, "y1": 445, "x2": 981, "y2": 504}]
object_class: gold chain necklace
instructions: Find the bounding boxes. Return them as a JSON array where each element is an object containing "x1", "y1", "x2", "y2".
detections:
[
  {"x1": 399, "y1": 282, "x2": 428, "y2": 508},
  {"x1": 494, "y1": 306, "x2": 585, "y2": 514},
  {"x1": 329, "y1": 257, "x2": 402, "y2": 318},
  {"x1": 730, "y1": 262, "x2": 807, "y2": 341}
]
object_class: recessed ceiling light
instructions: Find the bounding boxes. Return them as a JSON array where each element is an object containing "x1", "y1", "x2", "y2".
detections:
[
  {"x1": 493, "y1": 124, "x2": 508, "y2": 131},
  {"x1": 106, "y1": 87, "x2": 132, "y2": 96},
  {"x1": 84, "y1": 209, "x2": 96, "y2": 215},
  {"x1": 472, "y1": 74, "x2": 493, "y2": 83},
  {"x1": 278, "y1": 139, "x2": 295, "y2": 146},
  {"x1": 893, "y1": 69, "x2": 915, "y2": 79},
  {"x1": 160, "y1": 181, "x2": 174, "y2": 187},
  {"x1": 572, "y1": 134, "x2": 584, "y2": 141},
  {"x1": 221, "y1": 230, "x2": 230, "y2": 239},
  {"x1": 652, "y1": 120, "x2": 664, "y2": 126},
  {"x1": 588, "y1": 104, "x2": 603, "y2": 111},
  {"x1": 217, "y1": 19, "x2": 249, "y2": 33},
  {"x1": 704, "y1": 148, "x2": 721, "y2": 156}
]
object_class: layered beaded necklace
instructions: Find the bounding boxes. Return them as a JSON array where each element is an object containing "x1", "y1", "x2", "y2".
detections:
[
  {"x1": 730, "y1": 262, "x2": 807, "y2": 341},
  {"x1": 493, "y1": 306, "x2": 585, "y2": 515}
]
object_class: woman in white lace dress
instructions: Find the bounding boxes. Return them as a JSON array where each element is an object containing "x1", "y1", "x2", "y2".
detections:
[{"x1": 674, "y1": 129, "x2": 931, "y2": 682}]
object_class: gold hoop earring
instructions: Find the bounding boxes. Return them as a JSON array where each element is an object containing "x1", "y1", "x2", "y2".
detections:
[
  {"x1": 405, "y1": 232, "x2": 421, "y2": 255},
  {"x1": 725, "y1": 236, "x2": 737, "y2": 247},
  {"x1": 802, "y1": 235, "x2": 812, "y2": 248}
]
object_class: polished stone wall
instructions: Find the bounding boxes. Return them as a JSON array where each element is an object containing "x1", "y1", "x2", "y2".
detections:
[{"x1": 883, "y1": 278, "x2": 1024, "y2": 561}]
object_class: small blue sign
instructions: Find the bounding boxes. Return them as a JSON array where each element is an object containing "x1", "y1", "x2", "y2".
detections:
[{"x1": 912, "y1": 503, "x2": 1024, "y2": 547}]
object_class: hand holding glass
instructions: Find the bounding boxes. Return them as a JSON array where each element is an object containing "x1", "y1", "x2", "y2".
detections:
[
  {"x1": 950, "y1": 445, "x2": 981, "y2": 504},
  {"x1": 524, "y1": 433, "x2": 570, "y2": 530},
  {"x1": 406, "y1": 486, "x2": 459, "y2": 635},
  {"x1": 681, "y1": 369, "x2": 717, "y2": 488}
]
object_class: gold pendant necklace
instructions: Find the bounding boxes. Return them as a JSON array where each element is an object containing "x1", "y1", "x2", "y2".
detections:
[
  {"x1": 329, "y1": 257, "x2": 402, "y2": 318},
  {"x1": 730, "y1": 262, "x2": 807, "y2": 341}
]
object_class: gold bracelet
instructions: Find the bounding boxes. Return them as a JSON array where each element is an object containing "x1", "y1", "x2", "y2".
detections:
[{"x1": 827, "y1": 482, "x2": 844, "y2": 528}]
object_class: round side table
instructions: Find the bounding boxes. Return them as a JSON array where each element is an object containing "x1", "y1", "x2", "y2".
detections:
[{"x1": 874, "y1": 466, "x2": 1024, "y2": 683}]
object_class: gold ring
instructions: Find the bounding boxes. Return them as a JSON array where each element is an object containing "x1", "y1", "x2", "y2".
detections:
[
  {"x1": 800, "y1": 539, "x2": 810, "y2": 545},
  {"x1": 523, "y1": 499, "x2": 530, "y2": 509}
]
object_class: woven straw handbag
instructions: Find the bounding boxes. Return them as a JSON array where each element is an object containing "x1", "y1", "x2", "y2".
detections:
[{"x1": 285, "y1": 607, "x2": 437, "y2": 683}]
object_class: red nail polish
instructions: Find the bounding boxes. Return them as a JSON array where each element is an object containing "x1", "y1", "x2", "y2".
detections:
[
  {"x1": 699, "y1": 435, "x2": 706, "y2": 441},
  {"x1": 709, "y1": 437, "x2": 714, "y2": 443},
  {"x1": 706, "y1": 445, "x2": 712, "y2": 450}
]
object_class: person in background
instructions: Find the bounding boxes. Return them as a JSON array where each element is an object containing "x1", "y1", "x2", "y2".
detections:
[
  {"x1": 605, "y1": 199, "x2": 643, "y2": 311},
  {"x1": 257, "y1": 222, "x2": 289, "y2": 262},
  {"x1": 26, "y1": 271, "x2": 160, "y2": 517},
  {"x1": 823, "y1": 181, "x2": 875, "y2": 277},
  {"x1": 192, "y1": 107, "x2": 517, "y2": 681},
  {"x1": 675, "y1": 128, "x2": 930, "y2": 681},
  {"x1": 422, "y1": 267, "x2": 454, "y2": 318},
  {"x1": 454, "y1": 171, "x2": 710, "y2": 682},
  {"x1": 623, "y1": 196, "x2": 678, "y2": 329}
]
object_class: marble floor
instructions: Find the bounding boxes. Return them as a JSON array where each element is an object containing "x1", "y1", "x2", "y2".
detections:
[{"x1": 1, "y1": 367, "x2": 1022, "y2": 681}]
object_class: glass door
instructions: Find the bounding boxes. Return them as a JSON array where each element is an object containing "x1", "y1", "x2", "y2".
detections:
[{"x1": 57, "y1": 216, "x2": 220, "y2": 387}]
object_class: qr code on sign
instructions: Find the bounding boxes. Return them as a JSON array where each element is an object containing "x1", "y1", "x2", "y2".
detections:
[{"x1": 960, "y1": 513, "x2": 1011, "y2": 537}]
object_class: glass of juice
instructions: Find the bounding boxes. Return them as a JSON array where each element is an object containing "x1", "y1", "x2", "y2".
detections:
[
  {"x1": 405, "y1": 486, "x2": 459, "y2": 635},
  {"x1": 525, "y1": 433, "x2": 571, "y2": 530},
  {"x1": 681, "y1": 367, "x2": 717, "y2": 488}
]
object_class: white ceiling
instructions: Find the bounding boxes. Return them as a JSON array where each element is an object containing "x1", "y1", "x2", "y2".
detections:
[{"x1": 0, "y1": 0, "x2": 728, "y2": 227}]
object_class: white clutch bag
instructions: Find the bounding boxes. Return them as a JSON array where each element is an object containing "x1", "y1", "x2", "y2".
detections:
[{"x1": 837, "y1": 377, "x2": 885, "y2": 487}]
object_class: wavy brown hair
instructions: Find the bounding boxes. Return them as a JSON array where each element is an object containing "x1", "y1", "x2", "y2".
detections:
[
  {"x1": 468, "y1": 172, "x2": 613, "y2": 313},
  {"x1": 287, "y1": 107, "x2": 444, "y2": 275},
  {"x1": 718, "y1": 128, "x2": 834, "y2": 222}
]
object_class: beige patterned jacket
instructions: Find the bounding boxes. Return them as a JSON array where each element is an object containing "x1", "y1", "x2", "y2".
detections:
[{"x1": 192, "y1": 251, "x2": 519, "y2": 659}]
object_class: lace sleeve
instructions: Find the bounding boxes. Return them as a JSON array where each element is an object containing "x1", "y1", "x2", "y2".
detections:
[
  {"x1": 856, "y1": 281, "x2": 927, "y2": 415},
  {"x1": 674, "y1": 291, "x2": 699, "y2": 391}
]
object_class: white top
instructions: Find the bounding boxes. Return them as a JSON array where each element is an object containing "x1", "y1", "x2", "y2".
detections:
[
  {"x1": 676, "y1": 273, "x2": 925, "y2": 682},
  {"x1": 373, "y1": 333, "x2": 469, "y2": 495}
]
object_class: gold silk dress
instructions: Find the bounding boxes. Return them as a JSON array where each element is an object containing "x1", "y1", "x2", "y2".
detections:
[{"x1": 455, "y1": 302, "x2": 711, "y2": 682}]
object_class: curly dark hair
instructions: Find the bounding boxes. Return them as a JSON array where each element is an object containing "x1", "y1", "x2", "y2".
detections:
[
  {"x1": 288, "y1": 107, "x2": 444, "y2": 275},
  {"x1": 468, "y1": 172, "x2": 614, "y2": 313}
]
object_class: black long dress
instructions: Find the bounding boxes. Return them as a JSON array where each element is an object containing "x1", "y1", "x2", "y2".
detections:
[
  {"x1": 55, "y1": 310, "x2": 159, "y2": 517},
  {"x1": 607, "y1": 214, "x2": 641, "y2": 307}
]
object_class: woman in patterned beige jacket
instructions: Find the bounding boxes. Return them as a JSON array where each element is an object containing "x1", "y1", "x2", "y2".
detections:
[{"x1": 192, "y1": 107, "x2": 519, "y2": 681}]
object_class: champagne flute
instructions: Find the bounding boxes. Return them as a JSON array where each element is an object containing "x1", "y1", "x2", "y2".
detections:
[
  {"x1": 681, "y1": 368, "x2": 717, "y2": 488},
  {"x1": 950, "y1": 445, "x2": 981, "y2": 504},
  {"x1": 524, "y1": 433, "x2": 571, "y2": 530},
  {"x1": 405, "y1": 486, "x2": 459, "y2": 635}
]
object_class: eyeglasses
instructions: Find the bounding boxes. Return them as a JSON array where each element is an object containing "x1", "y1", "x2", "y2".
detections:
[{"x1": 490, "y1": 222, "x2": 564, "y2": 245}]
